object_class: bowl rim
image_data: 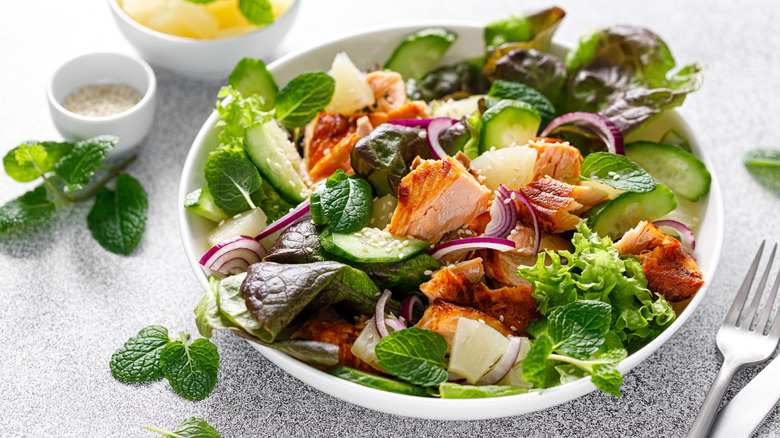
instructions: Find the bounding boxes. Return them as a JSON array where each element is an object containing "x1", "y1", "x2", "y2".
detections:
[
  {"x1": 46, "y1": 51, "x2": 157, "y2": 122},
  {"x1": 178, "y1": 21, "x2": 725, "y2": 419},
  {"x1": 106, "y1": 0, "x2": 300, "y2": 44}
]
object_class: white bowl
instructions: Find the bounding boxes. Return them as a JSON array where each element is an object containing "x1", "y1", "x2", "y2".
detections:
[
  {"x1": 178, "y1": 23, "x2": 725, "y2": 420},
  {"x1": 107, "y1": 0, "x2": 300, "y2": 80},
  {"x1": 47, "y1": 52, "x2": 156, "y2": 159}
]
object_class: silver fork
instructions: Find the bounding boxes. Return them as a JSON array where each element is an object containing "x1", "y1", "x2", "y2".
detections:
[{"x1": 688, "y1": 241, "x2": 780, "y2": 438}]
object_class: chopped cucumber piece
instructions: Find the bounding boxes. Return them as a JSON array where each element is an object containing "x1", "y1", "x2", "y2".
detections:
[
  {"x1": 206, "y1": 208, "x2": 267, "y2": 248},
  {"x1": 325, "y1": 365, "x2": 429, "y2": 397},
  {"x1": 319, "y1": 227, "x2": 430, "y2": 263},
  {"x1": 370, "y1": 194, "x2": 398, "y2": 230},
  {"x1": 585, "y1": 184, "x2": 678, "y2": 240},
  {"x1": 480, "y1": 99, "x2": 541, "y2": 154},
  {"x1": 184, "y1": 187, "x2": 228, "y2": 223},
  {"x1": 244, "y1": 123, "x2": 310, "y2": 204},
  {"x1": 385, "y1": 27, "x2": 457, "y2": 81},
  {"x1": 660, "y1": 129, "x2": 692, "y2": 152},
  {"x1": 229, "y1": 58, "x2": 278, "y2": 110},
  {"x1": 625, "y1": 141, "x2": 711, "y2": 202}
]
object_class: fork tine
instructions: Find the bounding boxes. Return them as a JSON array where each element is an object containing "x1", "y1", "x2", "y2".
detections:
[
  {"x1": 755, "y1": 244, "x2": 780, "y2": 331},
  {"x1": 743, "y1": 244, "x2": 777, "y2": 328},
  {"x1": 765, "y1": 267, "x2": 780, "y2": 337},
  {"x1": 724, "y1": 241, "x2": 765, "y2": 326}
]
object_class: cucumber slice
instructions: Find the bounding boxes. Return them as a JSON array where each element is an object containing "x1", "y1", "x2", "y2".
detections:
[
  {"x1": 625, "y1": 141, "x2": 711, "y2": 202},
  {"x1": 325, "y1": 365, "x2": 429, "y2": 397},
  {"x1": 586, "y1": 184, "x2": 678, "y2": 240},
  {"x1": 319, "y1": 227, "x2": 430, "y2": 263},
  {"x1": 184, "y1": 187, "x2": 228, "y2": 223},
  {"x1": 385, "y1": 27, "x2": 457, "y2": 81},
  {"x1": 244, "y1": 123, "x2": 310, "y2": 204},
  {"x1": 480, "y1": 99, "x2": 541, "y2": 154},
  {"x1": 370, "y1": 194, "x2": 398, "y2": 230},
  {"x1": 228, "y1": 58, "x2": 278, "y2": 110}
]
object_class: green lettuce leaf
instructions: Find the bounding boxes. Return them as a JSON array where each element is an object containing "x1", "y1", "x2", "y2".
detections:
[
  {"x1": 484, "y1": 6, "x2": 565, "y2": 51},
  {"x1": 744, "y1": 148, "x2": 780, "y2": 195}
]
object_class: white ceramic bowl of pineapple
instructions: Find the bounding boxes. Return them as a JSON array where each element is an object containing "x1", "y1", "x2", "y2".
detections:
[{"x1": 108, "y1": 0, "x2": 300, "y2": 80}]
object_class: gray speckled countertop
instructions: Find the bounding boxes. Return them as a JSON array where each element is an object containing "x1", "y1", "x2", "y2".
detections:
[{"x1": 3, "y1": 1, "x2": 780, "y2": 436}]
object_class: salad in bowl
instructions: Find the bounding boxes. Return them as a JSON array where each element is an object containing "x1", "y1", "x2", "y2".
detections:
[{"x1": 179, "y1": 7, "x2": 723, "y2": 419}]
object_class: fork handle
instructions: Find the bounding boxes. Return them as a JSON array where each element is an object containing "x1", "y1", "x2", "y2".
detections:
[{"x1": 687, "y1": 361, "x2": 740, "y2": 438}]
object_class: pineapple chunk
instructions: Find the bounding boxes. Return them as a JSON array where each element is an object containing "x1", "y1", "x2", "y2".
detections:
[
  {"x1": 169, "y1": 0, "x2": 219, "y2": 39},
  {"x1": 580, "y1": 180, "x2": 624, "y2": 200},
  {"x1": 430, "y1": 95, "x2": 484, "y2": 119},
  {"x1": 120, "y1": 0, "x2": 166, "y2": 24},
  {"x1": 325, "y1": 52, "x2": 375, "y2": 115},
  {"x1": 471, "y1": 145, "x2": 538, "y2": 191},
  {"x1": 448, "y1": 318, "x2": 509, "y2": 384},
  {"x1": 206, "y1": 208, "x2": 267, "y2": 247}
]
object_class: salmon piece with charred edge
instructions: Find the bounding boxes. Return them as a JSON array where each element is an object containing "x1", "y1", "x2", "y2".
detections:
[
  {"x1": 365, "y1": 70, "x2": 407, "y2": 113},
  {"x1": 614, "y1": 220, "x2": 704, "y2": 302},
  {"x1": 415, "y1": 300, "x2": 515, "y2": 352},
  {"x1": 293, "y1": 320, "x2": 375, "y2": 372},
  {"x1": 308, "y1": 134, "x2": 359, "y2": 182},
  {"x1": 518, "y1": 178, "x2": 608, "y2": 234},
  {"x1": 420, "y1": 259, "x2": 540, "y2": 334},
  {"x1": 481, "y1": 223, "x2": 572, "y2": 286},
  {"x1": 303, "y1": 112, "x2": 361, "y2": 173},
  {"x1": 388, "y1": 156, "x2": 491, "y2": 243},
  {"x1": 367, "y1": 101, "x2": 431, "y2": 127},
  {"x1": 527, "y1": 139, "x2": 583, "y2": 182}
]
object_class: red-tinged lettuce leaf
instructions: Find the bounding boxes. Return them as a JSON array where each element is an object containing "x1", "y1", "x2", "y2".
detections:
[{"x1": 483, "y1": 48, "x2": 566, "y2": 103}]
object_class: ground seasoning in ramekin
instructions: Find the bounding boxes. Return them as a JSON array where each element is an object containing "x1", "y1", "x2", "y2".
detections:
[{"x1": 63, "y1": 84, "x2": 142, "y2": 117}]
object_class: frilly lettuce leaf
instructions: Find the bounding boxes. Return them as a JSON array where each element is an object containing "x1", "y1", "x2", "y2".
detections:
[{"x1": 483, "y1": 48, "x2": 567, "y2": 103}]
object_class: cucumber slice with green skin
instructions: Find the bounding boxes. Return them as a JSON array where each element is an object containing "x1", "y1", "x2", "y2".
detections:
[
  {"x1": 384, "y1": 28, "x2": 457, "y2": 81},
  {"x1": 625, "y1": 141, "x2": 711, "y2": 202},
  {"x1": 479, "y1": 99, "x2": 541, "y2": 154},
  {"x1": 244, "y1": 123, "x2": 310, "y2": 204},
  {"x1": 319, "y1": 227, "x2": 430, "y2": 263},
  {"x1": 325, "y1": 365, "x2": 430, "y2": 397},
  {"x1": 229, "y1": 58, "x2": 278, "y2": 110},
  {"x1": 586, "y1": 184, "x2": 678, "y2": 240},
  {"x1": 184, "y1": 187, "x2": 228, "y2": 223}
]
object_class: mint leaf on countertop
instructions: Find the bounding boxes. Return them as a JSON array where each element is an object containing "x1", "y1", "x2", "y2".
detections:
[
  {"x1": 160, "y1": 333, "x2": 220, "y2": 401},
  {"x1": 204, "y1": 149, "x2": 262, "y2": 216},
  {"x1": 274, "y1": 72, "x2": 336, "y2": 128},
  {"x1": 110, "y1": 325, "x2": 170, "y2": 383},
  {"x1": 87, "y1": 173, "x2": 148, "y2": 255},
  {"x1": 54, "y1": 135, "x2": 116, "y2": 194},
  {"x1": 744, "y1": 148, "x2": 780, "y2": 194},
  {"x1": 310, "y1": 169, "x2": 373, "y2": 233},
  {"x1": 375, "y1": 327, "x2": 448, "y2": 387},
  {"x1": 238, "y1": 0, "x2": 274, "y2": 26},
  {"x1": 146, "y1": 417, "x2": 222, "y2": 438},
  {"x1": 3, "y1": 141, "x2": 74, "y2": 182},
  {"x1": 580, "y1": 152, "x2": 655, "y2": 193},
  {"x1": 0, "y1": 185, "x2": 56, "y2": 232}
]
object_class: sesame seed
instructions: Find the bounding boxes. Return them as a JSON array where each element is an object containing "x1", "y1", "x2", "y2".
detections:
[
  {"x1": 478, "y1": 319, "x2": 485, "y2": 324},
  {"x1": 423, "y1": 270, "x2": 432, "y2": 276},
  {"x1": 510, "y1": 326, "x2": 517, "y2": 331},
  {"x1": 499, "y1": 315, "x2": 504, "y2": 322},
  {"x1": 489, "y1": 146, "x2": 496, "y2": 152},
  {"x1": 402, "y1": 240, "x2": 409, "y2": 247},
  {"x1": 419, "y1": 131, "x2": 427, "y2": 139},
  {"x1": 398, "y1": 254, "x2": 404, "y2": 259},
  {"x1": 385, "y1": 247, "x2": 393, "y2": 253},
  {"x1": 375, "y1": 292, "x2": 381, "y2": 297},
  {"x1": 355, "y1": 233, "x2": 363, "y2": 238},
  {"x1": 386, "y1": 201, "x2": 393, "y2": 206},
  {"x1": 348, "y1": 88, "x2": 356, "y2": 94},
  {"x1": 266, "y1": 158, "x2": 272, "y2": 166},
  {"x1": 275, "y1": 162, "x2": 282, "y2": 169},
  {"x1": 503, "y1": 198, "x2": 512, "y2": 204},
  {"x1": 607, "y1": 171, "x2": 617, "y2": 176}
]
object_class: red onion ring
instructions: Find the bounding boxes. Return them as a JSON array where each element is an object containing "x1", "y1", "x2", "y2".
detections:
[
  {"x1": 477, "y1": 337, "x2": 524, "y2": 385},
  {"x1": 484, "y1": 185, "x2": 518, "y2": 239},
  {"x1": 374, "y1": 289, "x2": 394, "y2": 338},
  {"x1": 199, "y1": 235, "x2": 267, "y2": 275},
  {"x1": 430, "y1": 237, "x2": 515, "y2": 260},
  {"x1": 540, "y1": 112, "x2": 624, "y2": 155},
  {"x1": 654, "y1": 219, "x2": 696, "y2": 253},
  {"x1": 255, "y1": 200, "x2": 310, "y2": 241},
  {"x1": 401, "y1": 295, "x2": 425, "y2": 324},
  {"x1": 427, "y1": 118, "x2": 457, "y2": 160}
]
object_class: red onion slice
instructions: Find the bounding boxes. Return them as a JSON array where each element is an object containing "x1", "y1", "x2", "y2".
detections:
[
  {"x1": 540, "y1": 112, "x2": 624, "y2": 155},
  {"x1": 427, "y1": 118, "x2": 457, "y2": 160},
  {"x1": 477, "y1": 337, "x2": 524, "y2": 385},
  {"x1": 255, "y1": 199, "x2": 311, "y2": 241},
  {"x1": 506, "y1": 188, "x2": 541, "y2": 256},
  {"x1": 430, "y1": 237, "x2": 515, "y2": 260},
  {"x1": 199, "y1": 235, "x2": 267, "y2": 275},
  {"x1": 401, "y1": 295, "x2": 425, "y2": 324},
  {"x1": 375, "y1": 289, "x2": 393, "y2": 338},
  {"x1": 385, "y1": 318, "x2": 407, "y2": 333},
  {"x1": 654, "y1": 219, "x2": 696, "y2": 253},
  {"x1": 484, "y1": 185, "x2": 518, "y2": 239}
]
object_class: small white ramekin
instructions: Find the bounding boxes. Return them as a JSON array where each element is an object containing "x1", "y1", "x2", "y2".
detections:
[{"x1": 47, "y1": 52, "x2": 156, "y2": 158}]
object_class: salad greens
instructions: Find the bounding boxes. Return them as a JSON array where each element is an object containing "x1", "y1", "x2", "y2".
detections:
[
  {"x1": 1, "y1": 136, "x2": 147, "y2": 254},
  {"x1": 438, "y1": 382, "x2": 528, "y2": 398},
  {"x1": 273, "y1": 72, "x2": 336, "y2": 128},
  {"x1": 483, "y1": 7, "x2": 565, "y2": 52},
  {"x1": 484, "y1": 48, "x2": 567, "y2": 103},
  {"x1": 204, "y1": 148, "x2": 263, "y2": 216},
  {"x1": 310, "y1": 169, "x2": 373, "y2": 233},
  {"x1": 580, "y1": 152, "x2": 655, "y2": 193},
  {"x1": 488, "y1": 80, "x2": 556, "y2": 128},
  {"x1": 146, "y1": 417, "x2": 222, "y2": 438},
  {"x1": 110, "y1": 326, "x2": 221, "y2": 401},
  {"x1": 375, "y1": 328, "x2": 449, "y2": 387},
  {"x1": 744, "y1": 148, "x2": 780, "y2": 194}
]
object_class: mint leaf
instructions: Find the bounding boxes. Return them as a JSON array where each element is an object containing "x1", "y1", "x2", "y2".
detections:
[
  {"x1": 146, "y1": 417, "x2": 222, "y2": 438},
  {"x1": 589, "y1": 349, "x2": 626, "y2": 396},
  {"x1": 54, "y1": 135, "x2": 117, "y2": 194},
  {"x1": 580, "y1": 152, "x2": 655, "y2": 193},
  {"x1": 160, "y1": 335, "x2": 220, "y2": 401},
  {"x1": 375, "y1": 327, "x2": 448, "y2": 387},
  {"x1": 522, "y1": 333, "x2": 553, "y2": 388},
  {"x1": 86, "y1": 173, "x2": 148, "y2": 255},
  {"x1": 3, "y1": 141, "x2": 74, "y2": 182},
  {"x1": 238, "y1": 0, "x2": 274, "y2": 26},
  {"x1": 438, "y1": 382, "x2": 528, "y2": 398},
  {"x1": 274, "y1": 72, "x2": 336, "y2": 128},
  {"x1": 547, "y1": 300, "x2": 611, "y2": 360},
  {"x1": 744, "y1": 148, "x2": 780, "y2": 194},
  {"x1": 0, "y1": 185, "x2": 55, "y2": 232},
  {"x1": 110, "y1": 325, "x2": 169, "y2": 382},
  {"x1": 310, "y1": 169, "x2": 373, "y2": 233},
  {"x1": 204, "y1": 149, "x2": 262, "y2": 216}
]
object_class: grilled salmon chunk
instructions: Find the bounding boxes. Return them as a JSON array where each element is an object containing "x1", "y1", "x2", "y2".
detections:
[
  {"x1": 614, "y1": 220, "x2": 704, "y2": 302},
  {"x1": 303, "y1": 112, "x2": 360, "y2": 176},
  {"x1": 420, "y1": 259, "x2": 540, "y2": 334},
  {"x1": 518, "y1": 178, "x2": 608, "y2": 233},
  {"x1": 415, "y1": 300, "x2": 515, "y2": 352},
  {"x1": 366, "y1": 70, "x2": 407, "y2": 113},
  {"x1": 293, "y1": 320, "x2": 375, "y2": 372},
  {"x1": 388, "y1": 156, "x2": 491, "y2": 243},
  {"x1": 528, "y1": 140, "x2": 583, "y2": 182}
]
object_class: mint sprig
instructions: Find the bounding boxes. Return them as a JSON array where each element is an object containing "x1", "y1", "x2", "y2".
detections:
[
  {"x1": 146, "y1": 417, "x2": 222, "y2": 438},
  {"x1": 160, "y1": 332, "x2": 220, "y2": 401},
  {"x1": 110, "y1": 325, "x2": 170, "y2": 382}
]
